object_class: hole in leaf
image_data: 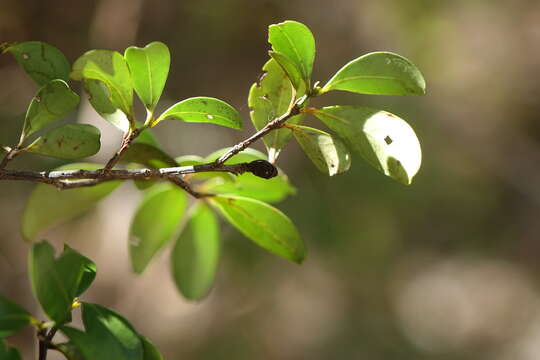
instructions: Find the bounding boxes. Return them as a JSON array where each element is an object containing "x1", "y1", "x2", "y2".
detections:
[
  {"x1": 384, "y1": 135, "x2": 393, "y2": 145},
  {"x1": 207, "y1": 114, "x2": 214, "y2": 120}
]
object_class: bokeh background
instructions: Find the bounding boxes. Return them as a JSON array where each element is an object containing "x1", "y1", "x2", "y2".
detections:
[{"x1": 2, "y1": 0, "x2": 540, "y2": 359}]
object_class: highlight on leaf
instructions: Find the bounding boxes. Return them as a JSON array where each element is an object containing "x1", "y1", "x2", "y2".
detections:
[
  {"x1": 154, "y1": 96, "x2": 242, "y2": 129},
  {"x1": 311, "y1": 106, "x2": 422, "y2": 185}
]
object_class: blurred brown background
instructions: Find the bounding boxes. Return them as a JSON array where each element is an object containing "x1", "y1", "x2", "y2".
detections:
[{"x1": 2, "y1": 0, "x2": 540, "y2": 359}]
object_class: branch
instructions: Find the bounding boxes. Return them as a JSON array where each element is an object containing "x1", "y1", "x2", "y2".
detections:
[{"x1": 0, "y1": 98, "x2": 301, "y2": 196}]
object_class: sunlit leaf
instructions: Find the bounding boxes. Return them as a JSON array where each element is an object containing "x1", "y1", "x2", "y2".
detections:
[
  {"x1": 248, "y1": 59, "x2": 303, "y2": 162},
  {"x1": 171, "y1": 202, "x2": 220, "y2": 300},
  {"x1": 26, "y1": 124, "x2": 101, "y2": 160},
  {"x1": 269, "y1": 51, "x2": 305, "y2": 94},
  {"x1": 129, "y1": 183, "x2": 187, "y2": 274},
  {"x1": 84, "y1": 79, "x2": 130, "y2": 133},
  {"x1": 125, "y1": 42, "x2": 170, "y2": 111},
  {"x1": 288, "y1": 124, "x2": 351, "y2": 176},
  {"x1": 311, "y1": 106, "x2": 421, "y2": 184},
  {"x1": 3, "y1": 41, "x2": 70, "y2": 85},
  {"x1": 71, "y1": 50, "x2": 133, "y2": 117},
  {"x1": 21, "y1": 163, "x2": 121, "y2": 241},
  {"x1": 0, "y1": 296, "x2": 31, "y2": 337},
  {"x1": 321, "y1": 52, "x2": 426, "y2": 95},
  {"x1": 22, "y1": 79, "x2": 79, "y2": 139},
  {"x1": 154, "y1": 97, "x2": 242, "y2": 129},
  {"x1": 61, "y1": 303, "x2": 144, "y2": 360},
  {"x1": 210, "y1": 195, "x2": 305, "y2": 263},
  {"x1": 268, "y1": 20, "x2": 315, "y2": 88}
]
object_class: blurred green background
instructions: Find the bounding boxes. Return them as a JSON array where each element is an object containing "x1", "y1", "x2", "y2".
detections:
[{"x1": 2, "y1": 0, "x2": 540, "y2": 359}]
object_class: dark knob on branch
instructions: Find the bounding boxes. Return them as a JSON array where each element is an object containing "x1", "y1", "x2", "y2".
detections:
[{"x1": 246, "y1": 160, "x2": 278, "y2": 179}]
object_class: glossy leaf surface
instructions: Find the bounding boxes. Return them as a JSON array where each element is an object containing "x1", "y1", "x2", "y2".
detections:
[
  {"x1": 312, "y1": 106, "x2": 421, "y2": 184},
  {"x1": 155, "y1": 97, "x2": 242, "y2": 129},
  {"x1": 125, "y1": 41, "x2": 170, "y2": 111},
  {"x1": 289, "y1": 124, "x2": 351, "y2": 176},
  {"x1": 322, "y1": 52, "x2": 426, "y2": 95},
  {"x1": 61, "y1": 303, "x2": 144, "y2": 360},
  {"x1": 3, "y1": 41, "x2": 70, "y2": 85},
  {"x1": 268, "y1": 20, "x2": 315, "y2": 88},
  {"x1": 22, "y1": 79, "x2": 79, "y2": 139},
  {"x1": 71, "y1": 50, "x2": 133, "y2": 117},
  {"x1": 26, "y1": 124, "x2": 101, "y2": 159},
  {"x1": 248, "y1": 59, "x2": 302, "y2": 161},
  {"x1": 84, "y1": 79, "x2": 130, "y2": 133},
  {"x1": 211, "y1": 195, "x2": 305, "y2": 263}
]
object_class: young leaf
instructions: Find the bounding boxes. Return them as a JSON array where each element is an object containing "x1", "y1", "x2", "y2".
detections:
[
  {"x1": 125, "y1": 42, "x2": 170, "y2": 111},
  {"x1": 311, "y1": 106, "x2": 422, "y2": 184},
  {"x1": 171, "y1": 202, "x2": 220, "y2": 300},
  {"x1": 0, "y1": 296, "x2": 31, "y2": 337},
  {"x1": 0, "y1": 339, "x2": 22, "y2": 360},
  {"x1": 248, "y1": 59, "x2": 303, "y2": 162},
  {"x1": 21, "y1": 163, "x2": 121, "y2": 241},
  {"x1": 288, "y1": 124, "x2": 351, "y2": 176},
  {"x1": 29, "y1": 241, "x2": 95, "y2": 324},
  {"x1": 22, "y1": 79, "x2": 80, "y2": 139},
  {"x1": 268, "y1": 20, "x2": 315, "y2": 88},
  {"x1": 71, "y1": 50, "x2": 134, "y2": 118},
  {"x1": 3, "y1": 41, "x2": 70, "y2": 85},
  {"x1": 26, "y1": 123, "x2": 101, "y2": 159},
  {"x1": 141, "y1": 336, "x2": 163, "y2": 360},
  {"x1": 321, "y1": 52, "x2": 426, "y2": 95},
  {"x1": 268, "y1": 51, "x2": 305, "y2": 94},
  {"x1": 154, "y1": 97, "x2": 242, "y2": 129},
  {"x1": 84, "y1": 79, "x2": 130, "y2": 133},
  {"x1": 129, "y1": 183, "x2": 187, "y2": 274},
  {"x1": 61, "y1": 303, "x2": 144, "y2": 360},
  {"x1": 210, "y1": 195, "x2": 305, "y2": 263}
]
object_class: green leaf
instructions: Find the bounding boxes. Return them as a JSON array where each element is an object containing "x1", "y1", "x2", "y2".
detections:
[
  {"x1": 203, "y1": 148, "x2": 295, "y2": 202},
  {"x1": 21, "y1": 163, "x2": 121, "y2": 241},
  {"x1": 141, "y1": 337, "x2": 163, "y2": 360},
  {"x1": 130, "y1": 183, "x2": 187, "y2": 274},
  {"x1": 0, "y1": 339, "x2": 22, "y2": 360},
  {"x1": 55, "y1": 342, "x2": 85, "y2": 360},
  {"x1": 249, "y1": 59, "x2": 303, "y2": 162},
  {"x1": 321, "y1": 52, "x2": 426, "y2": 95},
  {"x1": 22, "y1": 79, "x2": 80, "y2": 139},
  {"x1": 61, "y1": 303, "x2": 144, "y2": 360},
  {"x1": 64, "y1": 245, "x2": 97, "y2": 297},
  {"x1": 29, "y1": 241, "x2": 96, "y2": 324},
  {"x1": 120, "y1": 142, "x2": 177, "y2": 169},
  {"x1": 268, "y1": 51, "x2": 305, "y2": 94},
  {"x1": 171, "y1": 202, "x2": 220, "y2": 300},
  {"x1": 288, "y1": 124, "x2": 351, "y2": 176},
  {"x1": 84, "y1": 79, "x2": 130, "y2": 133},
  {"x1": 210, "y1": 195, "x2": 305, "y2": 263},
  {"x1": 311, "y1": 106, "x2": 421, "y2": 184},
  {"x1": 0, "y1": 296, "x2": 31, "y2": 337},
  {"x1": 125, "y1": 42, "x2": 170, "y2": 111},
  {"x1": 268, "y1": 20, "x2": 315, "y2": 88},
  {"x1": 154, "y1": 97, "x2": 242, "y2": 129},
  {"x1": 71, "y1": 50, "x2": 133, "y2": 118},
  {"x1": 3, "y1": 41, "x2": 70, "y2": 85},
  {"x1": 26, "y1": 123, "x2": 101, "y2": 160}
]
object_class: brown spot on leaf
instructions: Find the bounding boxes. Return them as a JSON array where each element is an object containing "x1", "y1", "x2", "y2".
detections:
[
  {"x1": 56, "y1": 138, "x2": 64, "y2": 148},
  {"x1": 384, "y1": 136, "x2": 393, "y2": 145}
]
